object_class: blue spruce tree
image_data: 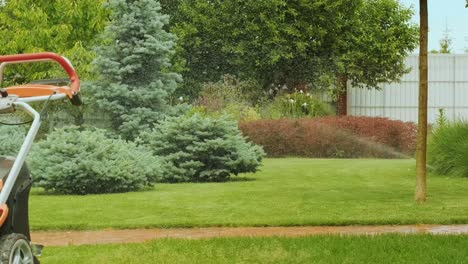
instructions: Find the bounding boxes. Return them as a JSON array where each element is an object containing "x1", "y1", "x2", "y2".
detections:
[{"x1": 92, "y1": 0, "x2": 180, "y2": 139}]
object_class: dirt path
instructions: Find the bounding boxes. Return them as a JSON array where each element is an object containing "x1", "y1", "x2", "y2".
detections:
[{"x1": 31, "y1": 225, "x2": 468, "y2": 246}]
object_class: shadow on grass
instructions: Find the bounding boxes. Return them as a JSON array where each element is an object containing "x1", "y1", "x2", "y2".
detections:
[
  {"x1": 228, "y1": 176, "x2": 256, "y2": 182},
  {"x1": 30, "y1": 176, "x2": 257, "y2": 196},
  {"x1": 30, "y1": 186, "x2": 158, "y2": 196},
  {"x1": 161, "y1": 176, "x2": 257, "y2": 184}
]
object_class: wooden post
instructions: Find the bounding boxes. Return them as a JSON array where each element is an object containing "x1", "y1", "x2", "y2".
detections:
[{"x1": 415, "y1": 0, "x2": 428, "y2": 203}]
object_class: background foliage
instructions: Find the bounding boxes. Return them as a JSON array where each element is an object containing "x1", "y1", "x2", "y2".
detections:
[
  {"x1": 193, "y1": 75, "x2": 262, "y2": 122},
  {"x1": 0, "y1": 0, "x2": 108, "y2": 82},
  {"x1": 170, "y1": 0, "x2": 418, "y2": 103},
  {"x1": 262, "y1": 91, "x2": 333, "y2": 119},
  {"x1": 336, "y1": 0, "x2": 418, "y2": 89},
  {"x1": 172, "y1": 0, "x2": 359, "y2": 92}
]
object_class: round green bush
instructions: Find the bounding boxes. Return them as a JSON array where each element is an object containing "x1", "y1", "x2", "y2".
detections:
[
  {"x1": 140, "y1": 114, "x2": 265, "y2": 182},
  {"x1": 0, "y1": 125, "x2": 26, "y2": 156},
  {"x1": 428, "y1": 121, "x2": 468, "y2": 177},
  {"x1": 29, "y1": 126, "x2": 162, "y2": 194}
]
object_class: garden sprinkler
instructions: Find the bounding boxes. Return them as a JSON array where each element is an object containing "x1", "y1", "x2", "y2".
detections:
[{"x1": 0, "y1": 53, "x2": 81, "y2": 264}]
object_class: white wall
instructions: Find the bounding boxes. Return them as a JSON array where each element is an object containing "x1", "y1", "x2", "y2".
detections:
[{"x1": 348, "y1": 54, "x2": 468, "y2": 123}]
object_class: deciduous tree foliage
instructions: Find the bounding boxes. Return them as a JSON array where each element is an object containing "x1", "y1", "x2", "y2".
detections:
[
  {"x1": 335, "y1": 0, "x2": 418, "y2": 115},
  {"x1": 172, "y1": 0, "x2": 418, "y2": 106},
  {"x1": 91, "y1": 0, "x2": 181, "y2": 140},
  {"x1": 159, "y1": 0, "x2": 180, "y2": 23},
  {"x1": 0, "y1": 0, "x2": 108, "y2": 82},
  {"x1": 338, "y1": 0, "x2": 418, "y2": 89},
  {"x1": 174, "y1": 0, "x2": 359, "y2": 92}
]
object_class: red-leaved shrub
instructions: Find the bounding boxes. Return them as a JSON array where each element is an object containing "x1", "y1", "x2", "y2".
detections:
[{"x1": 239, "y1": 117, "x2": 416, "y2": 158}]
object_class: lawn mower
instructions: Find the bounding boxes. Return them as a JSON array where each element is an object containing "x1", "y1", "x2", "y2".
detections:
[{"x1": 0, "y1": 52, "x2": 81, "y2": 264}]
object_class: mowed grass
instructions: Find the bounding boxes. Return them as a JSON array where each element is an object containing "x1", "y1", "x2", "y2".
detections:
[
  {"x1": 30, "y1": 159, "x2": 468, "y2": 230},
  {"x1": 41, "y1": 235, "x2": 468, "y2": 264}
]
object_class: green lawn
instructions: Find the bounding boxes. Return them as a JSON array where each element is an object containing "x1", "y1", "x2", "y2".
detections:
[
  {"x1": 30, "y1": 159, "x2": 468, "y2": 230},
  {"x1": 41, "y1": 235, "x2": 468, "y2": 264}
]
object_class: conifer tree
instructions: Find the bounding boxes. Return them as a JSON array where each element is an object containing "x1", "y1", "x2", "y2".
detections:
[{"x1": 92, "y1": 0, "x2": 180, "y2": 139}]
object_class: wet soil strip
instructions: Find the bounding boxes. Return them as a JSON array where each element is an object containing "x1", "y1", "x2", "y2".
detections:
[{"x1": 31, "y1": 225, "x2": 468, "y2": 247}]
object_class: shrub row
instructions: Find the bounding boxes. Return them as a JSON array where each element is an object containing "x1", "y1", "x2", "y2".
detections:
[
  {"x1": 239, "y1": 117, "x2": 417, "y2": 158},
  {"x1": 313, "y1": 116, "x2": 417, "y2": 153},
  {"x1": 29, "y1": 114, "x2": 266, "y2": 194}
]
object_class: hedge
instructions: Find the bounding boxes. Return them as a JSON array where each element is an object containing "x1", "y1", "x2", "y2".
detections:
[{"x1": 239, "y1": 117, "x2": 416, "y2": 158}]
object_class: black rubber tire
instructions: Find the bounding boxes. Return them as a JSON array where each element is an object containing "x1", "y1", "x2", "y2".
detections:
[{"x1": 0, "y1": 233, "x2": 37, "y2": 264}]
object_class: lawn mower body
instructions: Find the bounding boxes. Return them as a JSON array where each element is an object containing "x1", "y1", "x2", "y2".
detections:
[
  {"x1": 0, "y1": 52, "x2": 81, "y2": 264},
  {"x1": 0, "y1": 157, "x2": 32, "y2": 240}
]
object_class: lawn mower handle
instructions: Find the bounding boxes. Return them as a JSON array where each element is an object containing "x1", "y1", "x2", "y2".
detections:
[
  {"x1": 0, "y1": 52, "x2": 81, "y2": 105},
  {"x1": 0, "y1": 52, "x2": 82, "y2": 211}
]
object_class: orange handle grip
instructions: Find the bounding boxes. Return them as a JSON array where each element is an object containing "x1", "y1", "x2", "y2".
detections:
[{"x1": 0, "y1": 52, "x2": 80, "y2": 96}]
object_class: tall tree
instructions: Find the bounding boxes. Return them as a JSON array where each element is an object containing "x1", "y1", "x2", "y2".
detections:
[
  {"x1": 91, "y1": 0, "x2": 181, "y2": 140},
  {"x1": 0, "y1": 0, "x2": 108, "y2": 82},
  {"x1": 335, "y1": 0, "x2": 418, "y2": 115},
  {"x1": 173, "y1": 0, "x2": 360, "y2": 95},
  {"x1": 415, "y1": 0, "x2": 428, "y2": 203},
  {"x1": 172, "y1": 0, "x2": 418, "y2": 105}
]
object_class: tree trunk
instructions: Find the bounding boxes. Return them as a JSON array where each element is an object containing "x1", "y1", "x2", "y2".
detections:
[
  {"x1": 336, "y1": 75, "x2": 348, "y2": 116},
  {"x1": 415, "y1": 0, "x2": 428, "y2": 203}
]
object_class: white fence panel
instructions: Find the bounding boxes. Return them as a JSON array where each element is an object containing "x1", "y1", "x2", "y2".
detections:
[{"x1": 348, "y1": 54, "x2": 468, "y2": 123}]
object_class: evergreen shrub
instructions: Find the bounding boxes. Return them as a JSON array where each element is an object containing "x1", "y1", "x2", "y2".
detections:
[
  {"x1": 141, "y1": 114, "x2": 265, "y2": 182},
  {"x1": 29, "y1": 127, "x2": 161, "y2": 194},
  {"x1": 91, "y1": 0, "x2": 180, "y2": 140},
  {"x1": 0, "y1": 125, "x2": 26, "y2": 156}
]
